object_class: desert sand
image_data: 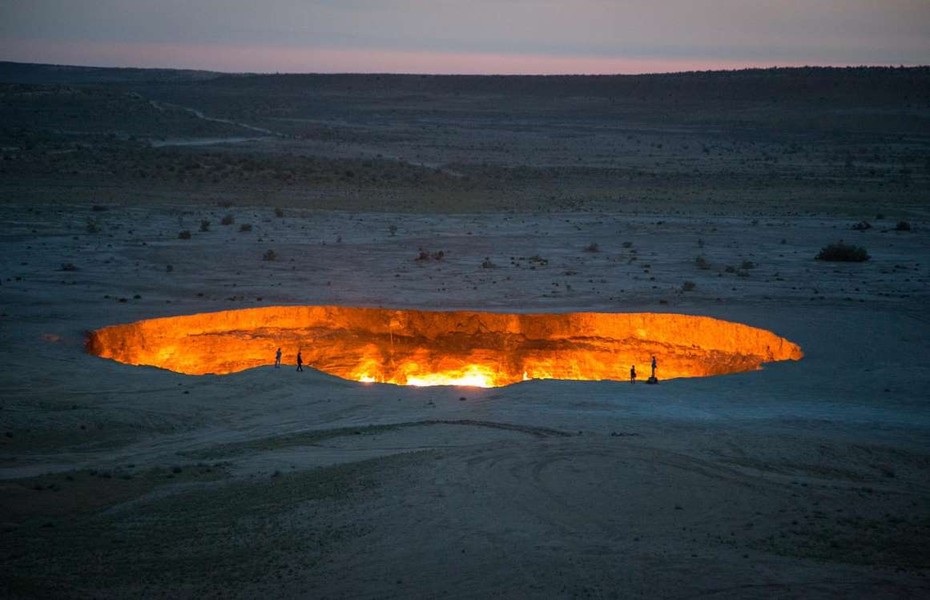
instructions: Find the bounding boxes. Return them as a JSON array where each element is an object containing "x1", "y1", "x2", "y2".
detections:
[{"x1": 1, "y1": 64, "x2": 928, "y2": 598}]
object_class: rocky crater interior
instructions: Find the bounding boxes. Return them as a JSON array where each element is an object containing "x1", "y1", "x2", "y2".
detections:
[{"x1": 87, "y1": 306, "x2": 803, "y2": 387}]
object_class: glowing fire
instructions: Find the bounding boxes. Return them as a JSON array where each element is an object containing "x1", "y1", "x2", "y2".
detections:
[{"x1": 86, "y1": 306, "x2": 803, "y2": 387}]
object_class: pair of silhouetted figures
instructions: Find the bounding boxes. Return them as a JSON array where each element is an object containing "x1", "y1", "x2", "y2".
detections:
[
  {"x1": 631, "y1": 356, "x2": 659, "y2": 384},
  {"x1": 274, "y1": 347, "x2": 303, "y2": 371}
]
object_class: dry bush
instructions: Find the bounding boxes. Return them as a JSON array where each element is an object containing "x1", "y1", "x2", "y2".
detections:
[
  {"x1": 416, "y1": 248, "x2": 445, "y2": 261},
  {"x1": 178, "y1": 230, "x2": 192, "y2": 240},
  {"x1": 816, "y1": 242, "x2": 869, "y2": 262},
  {"x1": 682, "y1": 281, "x2": 696, "y2": 291},
  {"x1": 199, "y1": 219, "x2": 210, "y2": 232},
  {"x1": 851, "y1": 221, "x2": 872, "y2": 231},
  {"x1": 220, "y1": 214, "x2": 235, "y2": 226},
  {"x1": 584, "y1": 242, "x2": 600, "y2": 253},
  {"x1": 239, "y1": 223, "x2": 252, "y2": 232},
  {"x1": 262, "y1": 249, "x2": 278, "y2": 261},
  {"x1": 895, "y1": 221, "x2": 911, "y2": 231},
  {"x1": 528, "y1": 255, "x2": 549, "y2": 266}
]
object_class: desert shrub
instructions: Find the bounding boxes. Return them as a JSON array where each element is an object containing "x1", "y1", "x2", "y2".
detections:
[
  {"x1": 274, "y1": 207, "x2": 285, "y2": 218},
  {"x1": 622, "y1": 241, "x2": 633, "y2": 249},
  {"x1": 682, "y1": 281, "x2": 696, "y2": 292},
  {"x1": 239, "y1": 223, "x2": 252, "y2": 232},
  {"x1": 851, "y1": 221, "x2": 871, "y2": 231},
  {"x1": 178, "y1": 230, "x2": 192, "y2": 240},
  {"x1": 724, "y1": 265, "x2": 736, "y2": 273},
  {"x1": 695, "y1": 255, "x2": 710, "y2": 270},
  {"x1": 262, "y1": 249, "x2": 278, "y2": 261},
  {"x1": 816, "y1": 242, "x2": 869, "y2": 262},
  {"x1": 584, "y1": 242, "x2": 600, "y2": 253},
  {"x1": 220, "y1": 214, "x2": 235, "y2": 226},
  {"x1": 481, "y1": 257, "x2": 496, "y2": 269},
  {"x1": 416, "y1": 248, "x2": 445, "y2": 262},
  {"x1": 528, "y1": 255, "x2": 548, "y2": 265},
  {"x1": 60, "y1": 263, "x2": 78, "y2": 271},
  {"x1": 199, "y1": 219, "x2": 210, "y2": 232},
  {"x1": 85, "y1": 217, "x2": 100, "y2": 234},
  {"x1": 895, "y1": 221, "x2": 911, "y2": 231},
  {"x1": 740, "y1": 260, "x2": 756, "y2": 270}
]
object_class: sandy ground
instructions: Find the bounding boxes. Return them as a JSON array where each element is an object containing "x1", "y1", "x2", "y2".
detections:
[{"x1": 1, "y1": 198, "x2": 929, "y2": 598}]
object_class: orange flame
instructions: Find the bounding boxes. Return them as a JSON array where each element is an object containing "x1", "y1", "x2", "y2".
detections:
[{"x1": 86, "y1": 306, "x2": 802, "y2": 387}]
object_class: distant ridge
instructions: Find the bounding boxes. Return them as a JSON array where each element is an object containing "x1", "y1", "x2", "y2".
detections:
[
  {"x1": 1, "y1": 60, "x2": 928, "y2": 85},
  {"x1": 1, "y1": 61, "x2": 928, "y2": 108},
  {"x1": 0, "y1": 61, "x2": 226, "y2": 84}
]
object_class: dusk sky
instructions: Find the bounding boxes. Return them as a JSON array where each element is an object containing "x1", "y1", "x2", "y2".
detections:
[{"x1": 2, "y1": 0, "x2": 929, "y2": 75}]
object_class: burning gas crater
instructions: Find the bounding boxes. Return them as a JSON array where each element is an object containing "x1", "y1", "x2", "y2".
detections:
[{"x1": 87, "y1": 306, "x2": 802, "y2": 387}]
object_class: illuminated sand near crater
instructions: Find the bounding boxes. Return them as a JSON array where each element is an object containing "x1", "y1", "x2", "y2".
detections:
[{"x1": 87, "y1": 306, "x2": 802, "y2": 387}]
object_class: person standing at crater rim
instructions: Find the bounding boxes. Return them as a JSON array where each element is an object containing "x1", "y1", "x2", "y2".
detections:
[
  {"x1": 630, "y1": 365, "x2": 636, "y2": 384},
  {"x1": 296, "y1": 349, "x2": 303, "y2": 372},
  {"x1": 651, "y1": 355, "x2": 657, "y2": 379},
  {"x1": 275, "y1": 347, "x2": 282, "y2": 368}
]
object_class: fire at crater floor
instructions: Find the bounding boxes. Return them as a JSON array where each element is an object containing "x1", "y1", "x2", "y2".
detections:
[{"x1": 87, "y1": 306, "x2": 803, "y2": 387}]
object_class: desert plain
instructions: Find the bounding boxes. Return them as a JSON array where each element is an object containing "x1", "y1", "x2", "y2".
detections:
[{"x1": 1, "y1": 63, "x2": 929, "y2": 598}]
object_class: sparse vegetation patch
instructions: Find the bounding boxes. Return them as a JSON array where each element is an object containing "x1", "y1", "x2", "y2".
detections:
[{"x1": 816, "y1": 242, "x2": 870, "y2": 262}]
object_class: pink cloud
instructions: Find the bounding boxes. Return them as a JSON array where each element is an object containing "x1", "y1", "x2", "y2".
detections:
[{"x1": 1, "y1": 39, "x2": 856, "y2": 75}]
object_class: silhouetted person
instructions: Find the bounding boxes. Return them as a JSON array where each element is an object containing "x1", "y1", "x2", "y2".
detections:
[
  {"x1": 275, "y1": 347, "x2": 282, "y2": 368},
  {"x1": 651, "y1": 355, "x2": 657, "y2": 379},
  {"x1": 630, "y1": 365, "x2": 636, "y2": 384},
  {"x1": 296, "y1": 350, "x2": 303, "y2": 372}
]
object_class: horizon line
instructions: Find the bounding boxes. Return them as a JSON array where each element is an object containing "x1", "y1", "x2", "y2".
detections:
[{"x1": 4, "y1": 58, "x2": 928, "y2": 79}]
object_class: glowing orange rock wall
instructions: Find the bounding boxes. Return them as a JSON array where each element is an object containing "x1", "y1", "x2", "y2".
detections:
[{"x1": 86, "y1": 306, "x2": 803, "y2": 386}]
